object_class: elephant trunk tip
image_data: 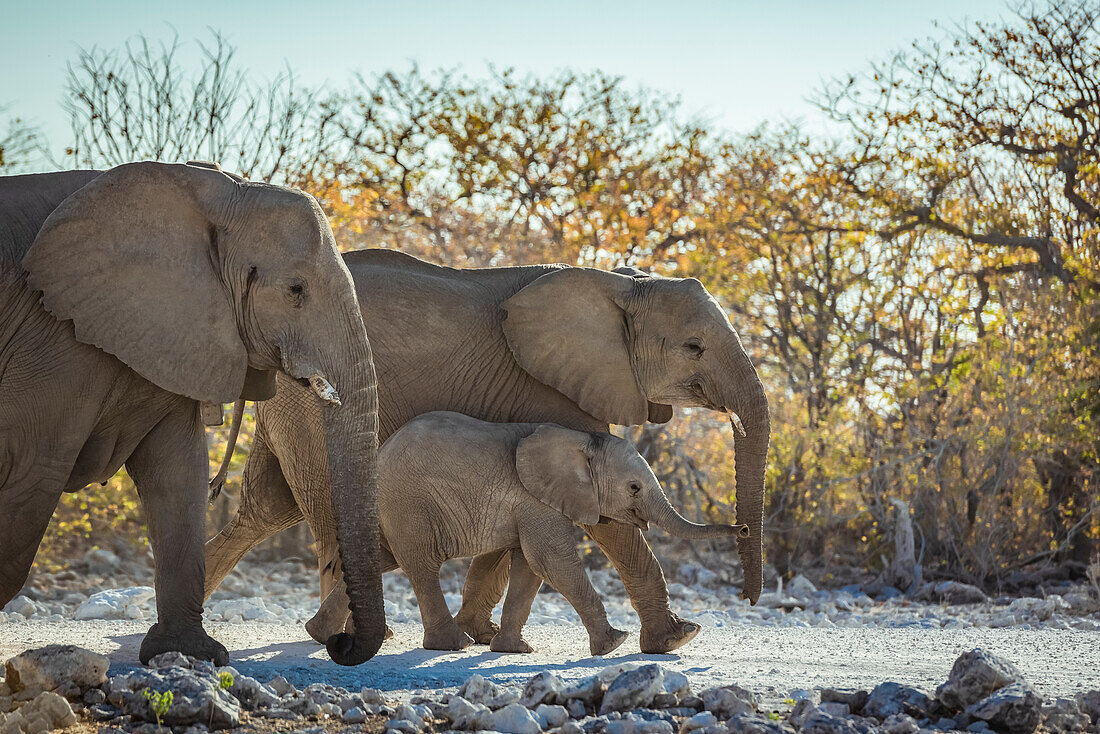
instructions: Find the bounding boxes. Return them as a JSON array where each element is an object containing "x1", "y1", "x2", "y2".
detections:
[
  {"x1": 326, "y1": 631, "x2": 383, "y2": 666},
  {"x1": 737, "y1": 528, "x2": 762, "y2": 606},
  {"x1": 711, "y1": 522, "x2": 750, "y2": 538}
]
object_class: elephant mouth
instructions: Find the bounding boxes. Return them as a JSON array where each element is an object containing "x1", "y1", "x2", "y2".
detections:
[
  {"x1": 280, "y1": 350, "x2": 343, "y2": 406},
  {"x1": 596, "y1": 513, "x2": 647, "y2": 531},
  {"x1": 660, "y1": 381, "x2": 723, "y2": 412}
]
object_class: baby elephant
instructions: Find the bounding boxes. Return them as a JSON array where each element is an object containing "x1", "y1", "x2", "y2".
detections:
[{"x1": 377, "y1": 411, "x2": 747, "y2": 655}]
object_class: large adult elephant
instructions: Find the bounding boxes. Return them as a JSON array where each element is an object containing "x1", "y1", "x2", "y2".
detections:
[
  {"x1": 205, "y1": 248, "x2": 770, "y2": 653},
  {"x1": 0, "y1": 162, "x2": 384, "y2": 666}
]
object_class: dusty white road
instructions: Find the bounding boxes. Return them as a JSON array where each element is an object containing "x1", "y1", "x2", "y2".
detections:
[{"x1": 2, "y1": 620, "x2": 1096, "y2": 704}]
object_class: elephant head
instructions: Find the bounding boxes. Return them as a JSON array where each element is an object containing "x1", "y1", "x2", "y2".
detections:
[
  {"x1": 516, "y1": 425, "x2": 747, "y2": 540},
  {"x1": 502, "y1": 267, "x2": 770, "y2": 603},
  {"x1": 22, "y1": 161, "x2": 384, "y2": 664}
]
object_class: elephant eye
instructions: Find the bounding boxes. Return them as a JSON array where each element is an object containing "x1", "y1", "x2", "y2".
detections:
[
  {"x1": 683, "y1": 339, "x2": 705, "y2": 358},
  {"x1": 287, "y1": 279, "x2": 306, "y2": 306},
  {"x1": 630, "y1": 482, "x2": 642, "y2": 496}
]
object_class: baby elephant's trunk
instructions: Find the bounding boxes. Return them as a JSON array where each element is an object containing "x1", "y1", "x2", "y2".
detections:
[{"x1": 647, "y1": 492, "x2": 750, "y2": 540}]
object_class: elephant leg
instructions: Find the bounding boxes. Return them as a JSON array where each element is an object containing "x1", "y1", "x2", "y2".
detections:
[
  {"x1": 406, "y1": 560, "x2": 472, "y2": 651},
  {"x1": 489, "y1": 553, "x2": 540, "y2": 654},
  {"x1": 203, "y1": 432, "x2": 303, "y2": 601},
  {"x1": 583, "y1": 520, "x2": 700, "y2": 653},
  {"x1": 304, "y1": 498, "x2": 343, "y2": 602},
  {"x1": 0, "y1": 480, "x2": 63, "y2": 605},
  {"x1": 317, "y1": 543, "x2": 342, "y2": 601},
  {"x1": 305, "y1": 541, "x2": 398, "y2": 644},
  {"x1": 299, "y1": 447, "x2": 396, "y2": 643},
  {"x1": 454, "y1": 549, "x2": 510, "y2": 644},
  {"x1": 269, "y1": 415, "x2": 343, "y2": 603},
  {"x1": 127, "y1": 402, "x2": 228, "y2": 666},
  {"x1": 522, "y1": 533, "x2": 627, "y2": 657}
]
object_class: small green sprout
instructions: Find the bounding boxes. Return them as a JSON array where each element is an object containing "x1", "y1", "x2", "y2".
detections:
[
  {"x1": 769, "y1": 712, "x2": 782, "y2": 721},
  {"x1": 142, "y1": 689, "x2": 174, "y2": 724},
  {"x1": 219, "y1": 671, "x2": 235, "y2": 690},
  {"x1": 783, "y1": 698, "x2": 796, "y2": 706}
]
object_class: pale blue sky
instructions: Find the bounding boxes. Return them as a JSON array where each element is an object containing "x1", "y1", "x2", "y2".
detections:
[{"x1": 3, "y1": 0, "x2": 1011, "y2": 162}]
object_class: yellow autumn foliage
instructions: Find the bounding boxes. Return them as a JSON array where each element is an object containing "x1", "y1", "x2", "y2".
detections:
[{"x1": 34, "y1": 1, "x2": 1098, "y2": 584}]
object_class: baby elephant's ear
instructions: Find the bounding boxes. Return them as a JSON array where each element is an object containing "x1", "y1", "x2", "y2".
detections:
[{"x1": 516, "y1": 425, "x2": 600, "y2": 526}]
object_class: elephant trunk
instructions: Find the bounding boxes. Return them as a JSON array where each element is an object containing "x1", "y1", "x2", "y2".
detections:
[
  {"x1": 318, "y1": 318, "x2": 386, "y2": 666},
  {"x1": 720, "y1": 342, "x2": 771, "y2": 605},
  {"x1": 645, "y1": 489, "x2": 749, "y2": 540}
]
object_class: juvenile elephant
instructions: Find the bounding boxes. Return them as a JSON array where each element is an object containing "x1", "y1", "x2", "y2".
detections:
[
  {"x1": 205, "y1": 249, "x2": 770, "y2": 654},
  {"x1": 316, "y1": 412, "x2": 745, "y2": 655},
  {"x1": 0, "y1": 162, "x2": 385, "y2": 666}
]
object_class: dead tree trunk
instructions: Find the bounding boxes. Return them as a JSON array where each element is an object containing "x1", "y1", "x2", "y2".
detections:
[{"x1": 882, "y1": 497, "x2": 922, "y2": 594}]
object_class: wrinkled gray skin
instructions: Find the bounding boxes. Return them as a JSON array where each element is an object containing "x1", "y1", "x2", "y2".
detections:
[
  {"x1": 205, "y1": 249, "x2": 770, "y2": 654},
  {"x1": 317, "y1": 412, "x2": 746, "y2": 656},
  {"x1": 0, "y1": 162, "x2": 385, "y2": 667}
]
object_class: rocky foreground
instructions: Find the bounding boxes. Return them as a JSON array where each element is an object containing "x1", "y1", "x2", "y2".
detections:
[
  {"x1": 4, "y1": 553, "x2": 1098, "y2": 734},
  {"x1": 1, "y1": 644, "x2": 1099, "y2": 734}
]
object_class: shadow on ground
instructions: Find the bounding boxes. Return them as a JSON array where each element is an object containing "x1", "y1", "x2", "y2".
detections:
[{"x1": 106, "y1": 628, "x2": 684, "y2": 691}]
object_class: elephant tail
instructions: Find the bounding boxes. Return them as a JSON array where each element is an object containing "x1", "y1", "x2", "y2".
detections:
[{"x1": 209, "y1": 398, "x2": 246, "y2": 502}]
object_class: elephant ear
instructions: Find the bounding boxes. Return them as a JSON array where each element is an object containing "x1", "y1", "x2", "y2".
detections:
[
  {"x1": 23, "y1": 161, "x2": 247, "y2": 404},
  {"x1": 241, "y1": 366, "x2": 277, "y2": 401},
  {"x1": 609, "y1": 266, "x2": 675, "y2": 425},
  {"x1": 502, "y1": 268, "x2": 648, "y2": 426},
  {"x1": 516, "y1": 424, "x2": 600, "y2": 526},
  {"x1": 648, "y1": 402, "x2": 673, "y2": 423}
]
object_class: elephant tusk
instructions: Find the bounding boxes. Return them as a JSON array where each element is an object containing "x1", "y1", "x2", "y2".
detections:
[
  {"x1": 309, "y1": 375, "x2": 342, "y2": 406},
  {"x1": 729, "y1": 412, "x2": 746, "y2": 438}
]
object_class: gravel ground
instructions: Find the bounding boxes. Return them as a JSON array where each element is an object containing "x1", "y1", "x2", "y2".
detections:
[
  {"x1": 4, "y1": 553, "x2": 1099, "y2": 707},
  {"x1": 3, "y1": 620, "x2": 1098, "y2": 706},
  {"x1": 9, "y1": 553, "x2": 1100, "y2": 634}
]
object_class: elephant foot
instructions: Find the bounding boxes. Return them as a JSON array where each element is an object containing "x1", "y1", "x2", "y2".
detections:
[
  {"x1": 140, "y1": 622, "x2": 229, "y2": 666},
  {"x1": 454, "y1": 611, "x2": 500, "y2": 645},
  {"x1": 589, "y1": 627, "x2": 629, "y2": 656},
  {"x1": 489, "y1": 631, "x2": 534, "y2": 654},
  {"x1": 639, "y1": 613, "x2": 700, "y2": 654},
  {"x1": 423, "y1": 624, "x2": 474, "y2": 651}
]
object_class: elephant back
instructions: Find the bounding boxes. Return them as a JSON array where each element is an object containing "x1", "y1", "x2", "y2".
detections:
[{"x1": 0, "y1": 171, "x2": 101, "y2": 268}]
